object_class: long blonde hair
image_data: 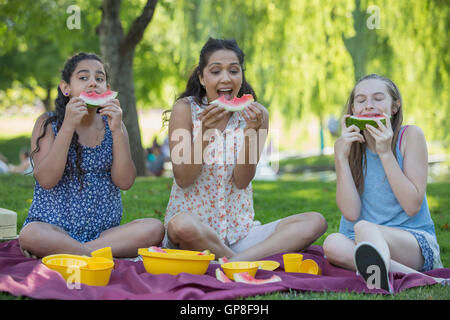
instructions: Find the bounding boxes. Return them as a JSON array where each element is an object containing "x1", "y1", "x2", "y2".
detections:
[{"x1": 346, "y1": 74, "x2": 403, "y2": 193}]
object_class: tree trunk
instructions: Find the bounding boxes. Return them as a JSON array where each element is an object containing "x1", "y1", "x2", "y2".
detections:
[
  {"x1": 96, "y1": 0, "x2": 158, "y2": 176},
  {"x1": 343, "y1": 0, "x2": 377, "y2": 81},
  {"x1": 43, "y1": 84, "x2": 52, "y2": 111}
]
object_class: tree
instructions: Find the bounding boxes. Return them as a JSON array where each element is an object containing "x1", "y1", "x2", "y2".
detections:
[
  {"x1": 0, "y1": 0, "x2": 100, "y2": 110},
  {"x1": 343, "y1": 0, "x2": 377, "y2": 82},
  {"x1": 377, "y1": 0, "x2": 450, "y2": 148},
  {"x1": 1, "y1": 0, "x2": 448, "y2": 153},
  {"x1": 96, "y1": 0, "x2": 158, "y2": 176}
]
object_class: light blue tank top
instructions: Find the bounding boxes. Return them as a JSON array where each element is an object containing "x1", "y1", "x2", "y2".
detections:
[{"x1": 339, "y1": 126, "x2": 437, "y2": 240}]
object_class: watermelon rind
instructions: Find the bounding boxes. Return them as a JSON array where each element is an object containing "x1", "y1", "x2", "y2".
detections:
[
  {"x1": 233, "y1": 272, "x2": 282, "y2": 285},
  {"x1": 216, "y1": 268, "x2": 232, "y2": 283},
  {"x1": 224, "y1": 105, "x2": 245, "y2": 112},
  {"x1": 148, "y1": 246, "x2": 167, "y2": 253},
  {"x1": 80, "y1": 90, "x2": 118, "y2": 107},
  {"x1": 212, "y1": 94, "x2": 254, "y2": 112},
  {"x1": 345, "y1": 114, "x2": 389, "y2": 130}
]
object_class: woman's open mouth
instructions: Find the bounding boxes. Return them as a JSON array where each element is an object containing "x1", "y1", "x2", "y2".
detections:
[{"x1": 217, "y1": 88, "x2": 233, "y2": 100}]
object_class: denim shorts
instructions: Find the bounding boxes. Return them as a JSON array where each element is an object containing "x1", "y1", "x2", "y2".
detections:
[{"x1": 405, "y1": 229, "x2": 443, "y2": 272}]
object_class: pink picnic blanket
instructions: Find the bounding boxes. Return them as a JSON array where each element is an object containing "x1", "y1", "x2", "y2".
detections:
[{"x1": 0, "y1": 239, "x2": 448, "y2": 300}]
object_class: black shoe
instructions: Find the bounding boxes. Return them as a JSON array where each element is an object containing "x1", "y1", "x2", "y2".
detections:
[{"x1": 354, "y1": 241, "x2": 393, "y2": 293}]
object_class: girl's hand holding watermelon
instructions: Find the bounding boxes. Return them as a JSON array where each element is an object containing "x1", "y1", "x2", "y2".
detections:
[
  {"x1": 365, "y1": 112, "x2": 393, "y2": 157},
  {"x1": 98, "y1": 98, "x2": 123, "y2": 133},
  {"x1": 334, "y1": 114, "x2": 365, "y2": 161},
  {"x1": 62, "y1": 97, "x2": 89, "y2": 132}
]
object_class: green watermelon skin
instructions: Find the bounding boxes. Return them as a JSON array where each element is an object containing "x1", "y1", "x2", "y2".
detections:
[{"x1": 345, "y1": 115, "x2": 388, "y2": 130}]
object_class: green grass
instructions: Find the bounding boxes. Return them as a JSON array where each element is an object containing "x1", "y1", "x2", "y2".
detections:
[
  {"x1": 277, "y1": 154, "x2": 335, "y2": 173},
  {"x1": 0, "y1": 135, "x2": 448, "y2": 300},
  {"x1": 278, "y1": 154, "x2": 335, "y2": 168},
  {"x1": 0, "y1": 135, "x2": 30, "y2": 165}
]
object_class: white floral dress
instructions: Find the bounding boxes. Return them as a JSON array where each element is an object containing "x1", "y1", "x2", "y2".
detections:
[{"x1": 164, "y1": 96, "x2": 255, "y2": 246}]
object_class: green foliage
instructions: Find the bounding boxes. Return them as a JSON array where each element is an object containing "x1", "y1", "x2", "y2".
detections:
[
  {"x1": 372, "y1": 0, "x2": 450, "y2": 148},
  {"x1": 0, "y1": 0, "x2": 449, "y2": 150},
  {"x1": 0, "y1": 0, "x2": 101, "y2": 109}
]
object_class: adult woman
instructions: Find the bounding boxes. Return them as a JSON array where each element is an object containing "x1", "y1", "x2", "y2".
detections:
[{"x1": 163, "y1": 38, "x2": 327, "y2": 261}]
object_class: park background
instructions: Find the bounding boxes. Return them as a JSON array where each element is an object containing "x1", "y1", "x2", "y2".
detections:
[
  {"x1": 0, "y1": 0, "x2": 449, "y2": 300},
  {"x1": 1, "y1": 0, "x2": 449, "y2": 172}
]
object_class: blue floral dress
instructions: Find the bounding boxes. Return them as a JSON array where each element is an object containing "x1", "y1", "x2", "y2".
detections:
[{"x1": 22, "y1": 113, "x2": 122, "y2": 243}]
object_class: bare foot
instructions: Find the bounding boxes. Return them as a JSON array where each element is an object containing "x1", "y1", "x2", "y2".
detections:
[{"x1": 20, "y1": 247, "x2": 38, "y2": 259}]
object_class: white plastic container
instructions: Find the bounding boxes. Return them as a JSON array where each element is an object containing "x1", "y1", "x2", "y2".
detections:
[{"x1": 0, "y1": 208, "x2": 17, "y2": 240}]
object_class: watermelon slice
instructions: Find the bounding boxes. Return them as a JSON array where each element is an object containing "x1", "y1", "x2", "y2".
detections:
[
  {"x1": 148, "y1": 246, "x2": 167, "y2": 253},
  {"x1": 218, "y1": 257, "x2": 230, "y2": 264},
  {"x1": 216, "y1": 268, "x2": 232, "y2": 283},
  {"x1": 197, "y1": 250, "x2": 211, "y2": 256},
  {"x1": 80, "y1": 90, "x2": 118, "y2": 108},
  {"x1": 345, "y1": 113, "x2": 390, "y2": 130},
  {"x1": 211, "y1": 94, "x2": 254, "y2": 112},
  {"x1": 233, "y1": 272, "x2": 282, "y2": 285}
]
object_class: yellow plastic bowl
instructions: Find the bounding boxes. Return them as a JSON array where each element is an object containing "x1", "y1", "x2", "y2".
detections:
[
  {"x1": 42, "y1": 254, "x2": 114, "y2": 286},
  {"x1": 221, "y1": 261, "x2": 258, "y2": 280},
  {"x1": 138, "y1": 248, "x2": 215, "y2": 275},
  {"x1": 42, "y1": 254, "x2": 88, "y2": 281}
]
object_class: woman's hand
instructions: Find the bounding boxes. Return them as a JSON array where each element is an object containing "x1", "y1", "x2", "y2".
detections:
[
  {"x1": 198, "y1": 103, "x2": 230, "y2": 132},
  {"x1": 241, "y1": 102, "x2": 265, "y2": 130},
  {"x1": 365, "y1": 112, "x2": 393, "y2": 157},
  {"x1": 231, "y1": 102, "x2": 268, "y2": 189},
  {"x1": 334, "y1": 115, "x2": 365, "y2": 160},
  {"x1": 99, "y1": 99, "x2": 123, "y2": 133},
  {"x1": 62, "y1": 97, "x2": 88, "y2": 131}
]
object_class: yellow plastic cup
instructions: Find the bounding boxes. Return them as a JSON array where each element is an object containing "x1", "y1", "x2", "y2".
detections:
[
  {"x1": 82, "y1": 257, "x2": 114, "y2": 286},
  {"x1": 283, "y1": 253, "x2": 303, "y2": 273},
  {"x1": 299, "y1": 259, "x2": 322, "y2": 275},
  {"x1": 91, "y1": 247, "x2": 113, "y2": 261}
]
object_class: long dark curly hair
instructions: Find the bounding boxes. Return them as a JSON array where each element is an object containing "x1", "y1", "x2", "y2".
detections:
[{"x1": 30, "y1": 52, "x2": 108, "y2": 190}]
